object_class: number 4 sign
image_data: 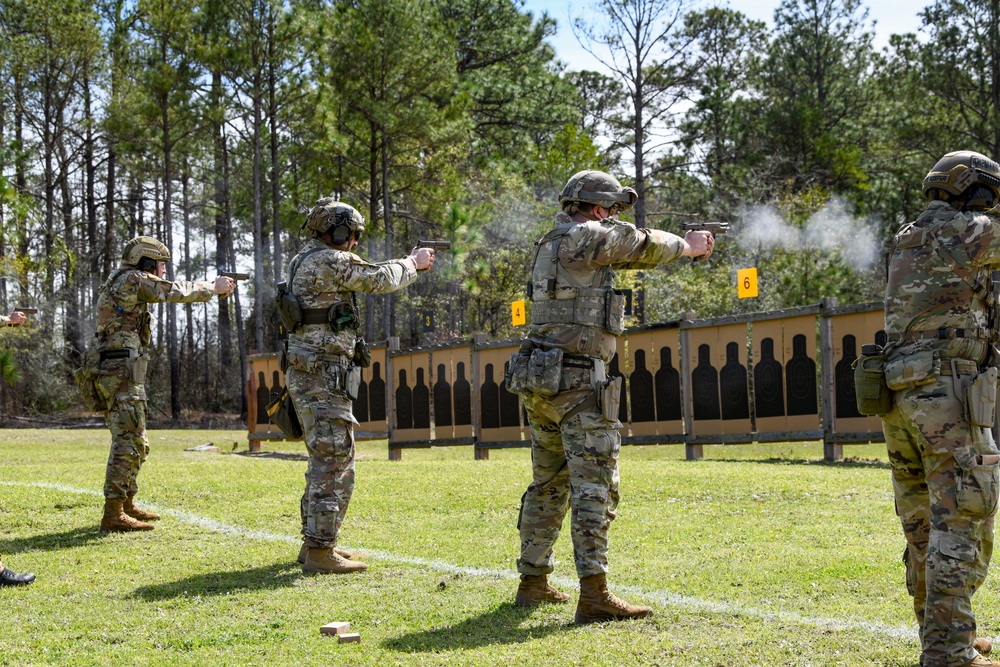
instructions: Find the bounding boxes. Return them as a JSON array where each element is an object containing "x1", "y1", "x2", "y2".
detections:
[
  {"x1": 511, "y1": 299, "x2": 526, "y2": 326},
  {"x1": 738, "y1": 267, "x2": 758, "y2": 299}
]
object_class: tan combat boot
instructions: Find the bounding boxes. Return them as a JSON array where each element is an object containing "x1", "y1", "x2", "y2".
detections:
[
  {"x1": 514, "y1": 574, "x2": 570, "y2": 606},
  {"x1": 975, "y1": 638, "x2": 993, "y2": 656},
  {"x1": 574, "y1": 573, "x2": 653, "y2": 623},
  {"x1": 297, "y1": 543, "x2": 362, "y2": 564},
  {"x1": 959, "y1": 656, "x2": 997, "y2": 667},
  {"x1": 302, "y1": 547, "x2": 367, "y2": 574},
  {"x1": 100, "y1": 498, "x2": 154, "y2": 532},
  {"x1": 123, "y1": 496, "x2": 160, "y2": 521}
]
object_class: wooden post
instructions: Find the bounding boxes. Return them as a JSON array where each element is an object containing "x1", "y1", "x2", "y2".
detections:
[
  {"x1": 471, "y1": 334, "x2": 487, "y2": 460},
  {"x1": 819, "y1": 298, "x2": 843, "y2": 461},
  {"x1": 387, "y1": 336, "x2": 401, "y2": 461},
  {"x1": 680, "y1": 321, "x2": 703, "y2": 460}
]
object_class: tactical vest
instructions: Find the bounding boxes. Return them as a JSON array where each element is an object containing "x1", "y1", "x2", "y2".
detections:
[
  {"x1": 287, "y1": 244, "x2": 360, "y2": 334},
  {"x1": 95, "y1": 268, "x2": 153, "y2": 348},
  {"x1": 887, "y1": 210, "x2": 998, "y2": 344},
  {"x1": 529, "y1": 223, "x2": 625, "y2": 336}
]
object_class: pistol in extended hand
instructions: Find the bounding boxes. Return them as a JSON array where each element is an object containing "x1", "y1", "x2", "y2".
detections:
[
  {"x1": 220, "y1": 272, "x2": 250, "y2": 280},
  {"x1": 14, "y1": 307, "x2": 38, "y2": 315},
  {"x1": 417, "y1": 240, "x2": 451, "y2": 251}
]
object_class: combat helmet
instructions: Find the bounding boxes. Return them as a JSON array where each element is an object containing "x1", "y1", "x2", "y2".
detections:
[
  {"x1": 122, "y1": 236, "x2": 170, "y2": 266},
  {"x1": 559, "y1": 170, "x2": 638, "y2": 214},
  {"x1": 922, "y1": 150, "x2": 1000, "y2": 210},
  {"x1": 304, "y1": 198, "x2": 366, "y2": 246}
]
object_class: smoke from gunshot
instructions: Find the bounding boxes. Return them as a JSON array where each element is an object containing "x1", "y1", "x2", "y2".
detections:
[{"x1": 735, "y1": 197, "x2": 880, "y2": 272}]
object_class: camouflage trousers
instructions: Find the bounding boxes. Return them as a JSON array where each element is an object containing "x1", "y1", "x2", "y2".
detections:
[
  {"x1": 518, "y1": 366, "x2": 621, "y2": 578},
  {"x1": 286, "y1": 367, "x2": 356, "y2": 549},
  {"x1": 882, "y1": 372, "x2": 999, "y2": 667},
  {"x1": 102, "y1": 398, "x2": 149, "y2": 500}
]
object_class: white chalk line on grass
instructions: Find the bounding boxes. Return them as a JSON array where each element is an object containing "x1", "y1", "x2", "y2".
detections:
[{"x1": 4, "y1": 480, "x2": 919, "y2": 642}]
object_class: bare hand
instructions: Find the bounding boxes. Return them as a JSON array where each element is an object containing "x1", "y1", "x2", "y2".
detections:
[
  {"x1": 213, "y1": 276, "x2": 236, "y2": 296},
  {"x1": 682, "y1": 230, "x2": 714, "y2": 260},
  {"x1": 410, "y1": 247, "x2": 435, "y2": 271},
  {"x1": 5, "y1": 311, "x2": 25, "y2": 326}
]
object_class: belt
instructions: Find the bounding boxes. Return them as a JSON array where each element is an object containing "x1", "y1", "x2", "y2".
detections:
[
  {"x1": 300, "y1": 308, "x2": 329, "y2": 325},
  {"x1": 939, "y1": 358, "x2": 979, "y2": 376},
  {"x1": 562, "y1": 354, "x2": 596, "y2": 369},
  {"x1": 887, "y1": 327, "x2": 990, "y2": 342},
  {"x1": 99, "y1": 349, "x2": 133, "y2": 361}
]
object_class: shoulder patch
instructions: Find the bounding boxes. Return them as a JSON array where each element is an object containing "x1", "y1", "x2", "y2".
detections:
[{"x1": 349, "y1": 252, "x2": 374, "y2": 266}]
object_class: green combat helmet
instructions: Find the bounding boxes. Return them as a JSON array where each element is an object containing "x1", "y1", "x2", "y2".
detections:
[
  {"x1": 304, "y1": 198, "x2": 366, "y2": 246},
  {"x1": 559, "y1": 170, "x2": 638, "y2": 215},
  {"x1": 922, "y1": 150, "x2": 1000, "y2": 211},
  {"x1": 122, "y1": 236, "x2": 170, "y2": 266}
]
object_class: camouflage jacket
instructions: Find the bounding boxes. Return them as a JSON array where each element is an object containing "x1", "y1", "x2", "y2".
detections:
[
  {"x1": 96, "y1": 265, "x2": 216, "y2": 351},
  {"x1": 286, "y1": 239, "x2": 418, "y2": 361},
  {"x1": 527, "y1": 211, "x2": 686, "y2": 361},
  {"x1": 885, "y1": 200, "x2": 1000, "y2": 364}
]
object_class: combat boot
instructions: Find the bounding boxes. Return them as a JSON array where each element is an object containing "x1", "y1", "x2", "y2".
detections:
[
  {"x1": 302, "y1": 547, "x2": 367, "y2": 574},
  {"x1": 958, "y1": 656, "x2": 997, "y2": 667},
  {"x1": 575, "y1": 573, "x2": 653, "y2": 623},
  {"x1": 975, "y1": 638, "x2": 993, "y2": 655},
  {"x1": 100, "y1": 498, "x2": 154, "y2": 532},
  {"x1": 297, "y1": 543, "x2": 362, "y2": 564},
  {"x1": 0, "y1": 558, "x2": 34, "y2": 586},
  {"x1": 514, "y1": 574, "x2": 570, "y2": 606},
  {"x1": 123, "y1": 496, "x2": 160, "y2": 521}
]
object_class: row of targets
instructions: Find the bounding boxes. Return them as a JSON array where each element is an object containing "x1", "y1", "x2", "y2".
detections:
[{"x1": 248, "y1": 306, "x2": 887, "y2": 442}]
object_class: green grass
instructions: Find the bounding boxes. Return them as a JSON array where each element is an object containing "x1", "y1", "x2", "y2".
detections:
[{"x1": 0, "y1": 429, "x2": 958, "y2": 666}]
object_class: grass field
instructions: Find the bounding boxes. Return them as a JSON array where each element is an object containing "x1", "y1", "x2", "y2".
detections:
[{"x1": 0, "y1": 429, "x2": 975, "y2": 666}]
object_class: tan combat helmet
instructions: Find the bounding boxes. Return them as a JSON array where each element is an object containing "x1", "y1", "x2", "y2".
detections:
[
  {"x1": 922, "y1": 150, "x2": 1000, "y2": 210},
  {"x1": 559, "y1": 170, "x2": 638, "y2": 215},
  {"x1": 304, "y1": 198, "x2": 366, "y2": 246},
  {"x1": 122, "y1": 236, "x2": 170, "y2": 266}
]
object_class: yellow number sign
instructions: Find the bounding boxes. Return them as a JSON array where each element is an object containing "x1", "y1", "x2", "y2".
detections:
[
  {"x1": 512, "y1": 299, "x2": 526, "y2": 326},
  {"x1": 738, "y1": 268, "x2": 758, "y2": 299}
]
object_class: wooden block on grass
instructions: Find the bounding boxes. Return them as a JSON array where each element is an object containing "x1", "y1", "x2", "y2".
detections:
[
  {"x1": 338, "y1": 633, "x2": 361, "y2": 644},
  {"x1": 320, "y1": 621, "x2": 351, "y2": 636}
]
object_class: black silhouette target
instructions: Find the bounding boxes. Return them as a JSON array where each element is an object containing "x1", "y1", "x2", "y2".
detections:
[
  {"x1": 692, "y1": 343, "x2": 721, "y2": 421},
  {"x1": 655, "y1": 346, "x2": 681, "y2": 422},
  {"x1": 434, "y1": 363, "x2": 452, "y2": 427},
  {"x1": 369, "y1": 362, "x2": 386, "y2": 422},
  {"x1": 754, "y1": 337, "x2": 785, "y2": 418},
  {"x1": 719, "y1": 341, "x2": 749, "y2": 420},
  {"x1": 629, "y1": 349, "x2": 655, "y2": 422}
]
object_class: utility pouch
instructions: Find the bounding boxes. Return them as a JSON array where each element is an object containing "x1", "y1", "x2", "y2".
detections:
[
  {"x1": 528, "y1": 347, "x2": 563, "y2": 396},
  {"x1": 74, "y1": 349, "x2": 105, "y2": 412},
  {"x1": 345, "y1": 366, "x2": 362, "y2": 401},
  {"x1": 852, "y1": 344, "x2": 892, "y2": 416},
  {"x1": 285, "y1": 345, "x2": 319, "y2": 373},
  {"x1": 353, "y1": 337, "x2": 371, "y2": 368},
  {"x1": 967, "y1": 367, "x2": 999, "y2": 428},
  {"x1": 885, "y1": 349, "x2": 940, "y2": 391},
  {"x1": 328, "y1": 301, "x2": 358, "y2": 332},
  {"x1": 128, "y1": 353, "x2": 149, "y2": 385},
  {"x1": 599, "y1": 375, "x2": 623, "y2": 422},
  {"x1": 505, "y1": 351, "x2": 531, "y2": 394},
  {"x1": 266, "y1": 386, "x2": 303, "y2": 439},
  {"x1": 279, "y1": 340, "x2": 289, "y2": 373},
  {"x1": 138, "y1": 311, "x2": 152, "y2": 347},
  {"x1": 275, "y1": 281, "x2": 302, "y2": 332},
  {"x1": 605, "y1": 290, "x2": 626, "y2": 335}
]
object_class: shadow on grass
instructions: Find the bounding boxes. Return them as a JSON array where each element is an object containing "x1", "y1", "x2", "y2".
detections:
[
  {"x1": 0, "y1": 526, "x2": 105, "y2": 555},
  {"x1": 129, "y1": 562, "x2": 302, "y2": 600},
  {"x1": 385, "y1": 602, "x2": 568, "y2": 652},
  {"x1": 230, "y1": 451, "x2": 308, "y2": 462},
  {"x1": 689, "y1": 456, "x2": 890, "y2": 470}
]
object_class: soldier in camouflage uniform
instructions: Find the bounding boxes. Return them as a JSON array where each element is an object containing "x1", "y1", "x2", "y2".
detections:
[
  {"x1": 882, "y1": 151, "x2": 1000, "y2": 667},
  {"x1": 95, "y1": 236, "x2": 235, "y2": 532},
  {"x1": 284, "y1": 198, "x2": 434, "y2": 574},
  {"x1": 511, "y1": 170, "x2": 714, "y2": 622},
  {"x1": 0, "y1": 313, "x2": 33, "y2": 584},
  {"x1": 1, "y1": 311, "x2": 26, "y2": 327}
]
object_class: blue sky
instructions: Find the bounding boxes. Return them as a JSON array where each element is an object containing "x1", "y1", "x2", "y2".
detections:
[{"x1": 520, "y1": 0, "x2": 927, "y2": 72}]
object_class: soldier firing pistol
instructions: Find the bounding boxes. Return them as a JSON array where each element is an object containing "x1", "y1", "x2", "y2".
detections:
[{"x1": 681, "y1": 222, "x2": 729, "y2": 261}]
